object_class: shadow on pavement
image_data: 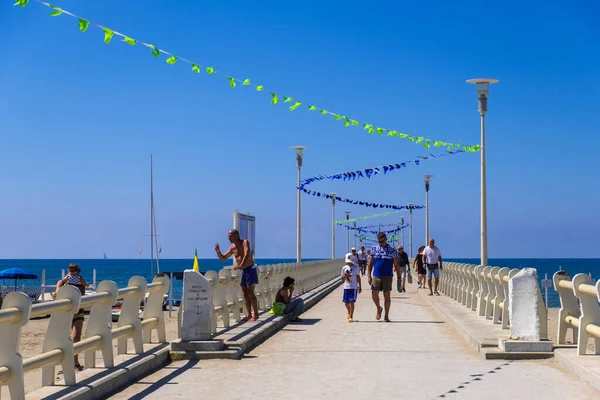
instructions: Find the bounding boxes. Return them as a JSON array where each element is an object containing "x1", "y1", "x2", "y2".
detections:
[
  {"x1": 358, "y1": 320, "x2": 445, "y2": 324},
  {"x1": 122, "y1": 360, "x2": 200, "y2": 400}
]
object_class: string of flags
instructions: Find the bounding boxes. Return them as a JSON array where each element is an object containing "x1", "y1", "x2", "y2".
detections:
[
  {"x1": 355, "y1": 232, "x2": 401, "y2": 243},
  {"x1": 343, "y1": 223, "x2": 409, "y2": 235},
  {"x1": 300, "y1": 150, "x2": 464, "y2": 209},
  {"x1": 335, "y1": 211, "x2": 406, "y2": 225},
  {"x1": 14, "y1": 0, "x2": 481, "y2": 151}
]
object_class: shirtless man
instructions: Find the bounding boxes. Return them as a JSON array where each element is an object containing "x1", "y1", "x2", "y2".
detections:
[{"x1": 215, "y1": 229, "x2": 259, "y2": 321}]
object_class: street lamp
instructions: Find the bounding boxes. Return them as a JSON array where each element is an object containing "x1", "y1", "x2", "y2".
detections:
[
  {"x1": 345, "y1": 211, "x2": 351, "y2": 253},
  {"x1": 330, "y1": 193, "x2": 336, "y2": 260},
  {"x1": 291, "y1": 146, "x2": 307, "y2": 263},
  {"x1": 401, "y1": 216, "x2": 405, "y2": 248},
  {"x1": 423, "y1": 175, "x2": 433, "y2": 245},
  {"x1": 353, "y1": 221, "x2": 357, "y2": 249},
  {"x1": 407, "y1": 203, "x2": 414, "y2": 257},
  {"x1": 466, "y1": 78, "x2": 499, "y2": 266}
]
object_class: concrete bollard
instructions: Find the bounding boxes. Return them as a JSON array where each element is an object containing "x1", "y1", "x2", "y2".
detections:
[{"x1": 117, "y1": 276, "x2": 147, "y2": 355}]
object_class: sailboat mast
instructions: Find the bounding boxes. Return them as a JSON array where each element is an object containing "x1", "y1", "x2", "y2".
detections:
[
  {"x1": 153, "y1": 199, "x2": 161, "y2": 274},
  {"x1": 150, "y1": 154, "x2": 155, "y2": 277}
]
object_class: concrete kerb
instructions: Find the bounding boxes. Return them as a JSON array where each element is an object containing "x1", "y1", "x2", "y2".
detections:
[
  {"x1": 414, "y1": 274, "x2": 553, "y2": 360},
  {"x1": 26, "y1": 344, "x2": 170, "y2": 400},
  {"x1": 170, "y1": 276, "x2": 343, "y2": 360},
  {"x1": 554, "y1": 348, "x2": 600, "y2": 393}
]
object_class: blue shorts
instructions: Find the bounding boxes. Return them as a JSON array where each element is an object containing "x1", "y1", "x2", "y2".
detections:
[
  {"x1": 342, "y1": 288, "x2": 358, "y2": 303},
  {"x1": 240, "y1": 265, "x2": 259, "y2": 287},
  {"x1": 426, "y1": 265, "x2": 440, "y2": 279}
]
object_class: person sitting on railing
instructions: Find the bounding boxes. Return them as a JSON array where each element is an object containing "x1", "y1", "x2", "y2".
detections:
[
  {"x1": 272, "y1": 277, "x2": 304, "y2": 322},
  {"x1": 55, "y1": 263, "x2": 88, "y2": 371}
]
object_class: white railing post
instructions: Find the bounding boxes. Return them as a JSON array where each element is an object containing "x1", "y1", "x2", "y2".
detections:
[
  {"x1": 0, "y1": 292, "x2": 32, "y2": 399},
  {"x1": 469, "y1": 265, "x2": 479, "y2": 312},
  {"x1": 41, "y1": 284, "x2": 81, "y2": 387},
  {"x1": 143, "y1": 274, "x2": 170, "y2": 343},
  {"x1": 117, "y1": 276, "x2": 147, "y2": 355},
  {"x1": 204, "y1": 271, "x2": 219, "y2": 333},
  {"x1": 84, "y1": 280, "x2": 118, "y2": 369},
  {"x1": 491, "y1": 267, "x2": 504, "y2": 325},
  {"x1": 496, "y1": 267, "x2": 510, "y2": 329},
  {"x1": 216, "y1": 271, "x2": 232, "y2": 326},
  {"x1": 223, "y1": 269, "x2": 242, "y2": 323},
  {"x1": 553, "y1": 271, "x2": 580, "y2": 345},
  {"x1": 484, "y1": 267, "x2": 497, "y2": 320},
  {"x1": 476, "y1": 266, "x2": 488, "y2": 316},
  {"x1": 256, "y1": 267, "x2": 267, "y2": 309},
  {"x1": 572, "y1": 273, "x2": 600, "y2": 355}
]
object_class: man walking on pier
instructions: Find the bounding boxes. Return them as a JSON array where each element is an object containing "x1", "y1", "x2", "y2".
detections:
[
  {"x1": 357, "y1": 246, "x2": 368, "y2": 276},
  {"x1": 215, "y1": 229, "x2": 259, "y2": 321},
  {"x1": 397, "y1": 245, "x2": 410, "y2": 292},
  {"x1": 423, "y1": 238, "x2": 443, "y2": 296},
  {"x1": 367, "y1": 232, "x2": 400, "y2": 322}
]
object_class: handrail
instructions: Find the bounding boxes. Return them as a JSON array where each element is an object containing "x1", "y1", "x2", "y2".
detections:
[
  {"x1": 554, "y1": 271, "x2": 600, "y2": 355},
  {"x1": 30, "y1": 298, "x2": 73, "y2": 318}
]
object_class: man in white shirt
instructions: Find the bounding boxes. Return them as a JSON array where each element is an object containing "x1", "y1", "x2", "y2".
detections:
[
  {"x1": 422, "y1": 238, "x2": 443, "y2": 296},
  {"x1": 357, "y1": 246, "x2": 368, "y2": 276},
  {"x1": 351, "y1": 247, "x2": 359, "y2": 267}
]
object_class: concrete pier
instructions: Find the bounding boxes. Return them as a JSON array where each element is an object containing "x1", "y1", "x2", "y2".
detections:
[{"x1": 108, "y1": 284, "x2": 599, "y2": 399}]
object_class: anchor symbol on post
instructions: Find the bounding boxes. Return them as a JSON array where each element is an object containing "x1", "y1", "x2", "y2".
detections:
[{"x1": 195, "y1": 303, "x2": 203, "y2": 315}]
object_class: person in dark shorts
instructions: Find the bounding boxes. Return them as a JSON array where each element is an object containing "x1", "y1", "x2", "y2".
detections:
[
  {"x1": 215, "y1": 229, "x2": 259, "y2": 321},
  {"x1": 56, "y1": 263, "x2": 88, "y2": 371},
  {"x1": 367, "y1": 232, "x2": 400, "y2": 322},
  {"x1": 357, "y1": 246, "x2": 368, "y2": 276},
  {"x1": 413, "y1": 246, "x2": 427, "y2": 288}
]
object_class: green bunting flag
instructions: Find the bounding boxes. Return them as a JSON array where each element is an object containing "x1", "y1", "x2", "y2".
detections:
[{"x1": 15, "y1": 0, "x2": 481, "y2": 152}]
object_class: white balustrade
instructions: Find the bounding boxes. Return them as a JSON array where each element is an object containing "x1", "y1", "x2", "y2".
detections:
[
  {"x1": 553, "y1": 271, "x2": 600, "y2": 355},
  {"x1": 438, "y1": 262, "x2": 525, "y2": 331},
  {"x1": 177, "y1": 260, "x2": 342, "y2": 337},
  {"x1": 0, "y1": 274, "x2": 170, "y2": 399}
]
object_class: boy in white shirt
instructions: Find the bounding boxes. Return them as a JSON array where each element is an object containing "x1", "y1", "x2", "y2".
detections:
[{"x1": 341, "y1": 252, "x2": 362, "y2": 323}]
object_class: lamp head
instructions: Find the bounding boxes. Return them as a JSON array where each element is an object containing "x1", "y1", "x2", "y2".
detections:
[
  {"x1": 290, "y1": 146, "x2": 307, "y2": 157},
  {"x1": 466, "y1": 78, "x2": 499, "y2": 96}
]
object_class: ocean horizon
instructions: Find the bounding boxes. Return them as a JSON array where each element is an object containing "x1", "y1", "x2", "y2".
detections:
[{"x1": 0, "y1": 258, "x2": 598, "y2": 308}]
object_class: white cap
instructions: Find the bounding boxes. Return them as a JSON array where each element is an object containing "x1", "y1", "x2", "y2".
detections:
[
  {"x1": 351, "y1": 247, "x2": 356, "y2": 251},
  {"x1": 345, "y1": 253, "x2": 353, "y2": 263}
]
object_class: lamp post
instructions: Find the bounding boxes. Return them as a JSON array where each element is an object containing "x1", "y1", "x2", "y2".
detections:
[
  {"x1": 401, "y1": 216, "x2": 405, "y2": 248},
  {"x1": 407, "y1": 203, "x2": 414, "y2": 257},
  {"x1": 353, "y1": 221, "x2": 357, "y2": 249},
  {"x1": 330, "y1": 193, "x2": 336, "y2": 260},
  {"x1": 466, "y1": 78, "x2": 498, "y2": 266},
  {"x1": 291, "y1": 146, "x2": 307, "y2": 263},
  {"x1": 345, "y1": 211, "x2": 351, "y2": 253},
  {"x1": 423, "y1": 175, "x2": 433, "y2": 244}
]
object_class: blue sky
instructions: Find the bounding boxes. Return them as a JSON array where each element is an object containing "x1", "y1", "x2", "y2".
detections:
[{"x1": 1, "y1": 0, "x2": 598, "y2": 259}]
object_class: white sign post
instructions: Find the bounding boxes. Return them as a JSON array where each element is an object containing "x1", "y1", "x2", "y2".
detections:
[
  {"x1": 172, "y1": 270, "x2": 225, "y2": 353},
  {"x1": 181, "y1": 270, "x2": 213, "y2": 341}
]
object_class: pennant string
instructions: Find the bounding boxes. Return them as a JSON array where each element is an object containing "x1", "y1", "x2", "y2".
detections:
[
  {"x1": 299, "y1": 150, "x2": 464, "y2": 210},
  {"x1": 16, "y1": 0, "x2": 481, "y2": 152}
]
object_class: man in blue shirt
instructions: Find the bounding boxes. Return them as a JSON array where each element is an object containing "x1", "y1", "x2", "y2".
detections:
[{"x1": 367, "y1": 232, "x2": 400, "y2": 322}]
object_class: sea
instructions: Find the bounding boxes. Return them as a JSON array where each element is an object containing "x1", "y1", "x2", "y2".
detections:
[{"x1": 0, "y1": 258, "x2": 598, "y2": 308}]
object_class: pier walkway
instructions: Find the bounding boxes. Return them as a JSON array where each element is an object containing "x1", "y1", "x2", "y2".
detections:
[{"x1": 108, "y1": 284, "x2": 598, "y2": 400}]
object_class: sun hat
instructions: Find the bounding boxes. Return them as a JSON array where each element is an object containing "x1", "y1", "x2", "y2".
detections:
[{"x1": 345, "y1": 253, "x2": 354, "y2": 263}]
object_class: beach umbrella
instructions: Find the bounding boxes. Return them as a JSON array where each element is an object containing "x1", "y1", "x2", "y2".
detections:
[{"x1": 0, "y1": 267, "x2": 38, "y2": 290}]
